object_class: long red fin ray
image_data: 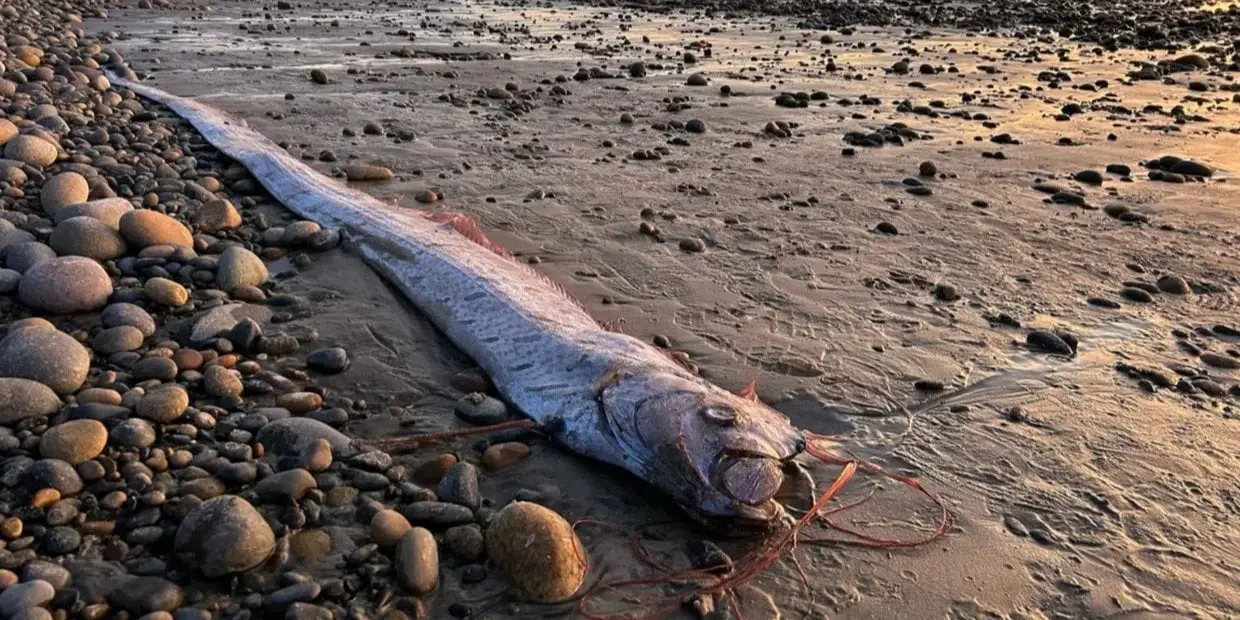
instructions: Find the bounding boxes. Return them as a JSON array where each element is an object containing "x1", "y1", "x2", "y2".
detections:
[{"x1": 419, "y1": 210, "x2": 592, "y2": 317}]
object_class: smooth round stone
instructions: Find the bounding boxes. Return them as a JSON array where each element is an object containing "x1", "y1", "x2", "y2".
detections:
[
  {"x1": 482, "y1": 442, "x2": 531, "y2": 470},
  {"x1": 193, "y1": 199, "x2": 241, "y2": 233},
  {"x1": 203, "y1": 365, "x2": 242, "y2": 398},
  {"x1": 0, "y1": 119, "x2": 16, "y2": 145},
  {"x1": 0, "y1": 229, "x2": 36, "y2": 257},
  {"x1": 0, "y1": 377, "x2": 61, "y2": 424},
  {"x1": 4, "y1": 135, "x2": 57, "y2": 167},
  {"x1": 0, "y1": 326, "x2": 90, "y2": 394},
  {"x1": 41, "y1": 172, "x2": 90, "y2": 216},
  {"x1": 137, "y1": 385, "x2": 189, "y2": 423},
  {"x1": 0, "y1": 579, "x2": 55, "y2": 617},
  {"x1": 144, "y1": 277, "x2": 188, "y2": 307},
  {"x1": 40, "y1": 419, "x2": 107, "y2": 464},
  {"x1": 42, "y1": 526, "x2": 82, "y2": 555},
  {"x1": 298, "y1": 438, "x2": 333, "y2": 473},
  {"x1": 455, "y1": 393, "x2": 508, "y2": 425},
  {"x1": 282, "y1": 221, "x2": 322, "y2": 246},
  {"x1": 369, "y1": 509, "x2": 412, "y2": 548},
  {"x1": 12, "y1": 608, "x2": 54, "y2": 620},
  {"x1": 486, "y1": 502, "x2": 587, "y2": 603},
  {"x1": 53, "y1": 198, "x2": 134, "y2": 228},
  {"x1": 443, "y1": 524, "x2": 485, "y2": 561},
  {"x1": 174, "y1": 495, "x2": 276, "y2": 577},
  {"x1": 132, "y1": 356, "x2": 179, "y2": 382},
  {"x1": 49, "y1": 216, "x2": 128, "y2": 260},
  {"x1": 343, "y1": 164, "x2": 394, "y2": 182},
  {"x1": 306, "y1": 347, "x2": 349, "y2": 374},
  {"x1": 255, "y1": 417, "x2": 357, "y2": 458},
  {"x1": 254, "y1": 468, "x2": 316, "y2": 503},
  {"x1": 4, "y1": 241, "x2": 56, "y2": 273},
  {"x1": 101, "y1": 302, "x2": 157, "y2": 337},
  {"x1": 119, "y1": 210, "x2": 193, "y2": 249},
  {"x1": 107, "y1": 576, "x2": 184, "y2": 614},
  {"x1": 20, "y1": 561, "x2": 71, "y2": 589},
  {"x1": 215, "y1": 246, "x2": 268, "y2": 292},
  {"x1": 22, "y1": 459, "x2": 83, "y2": 495},
  {"x1": 0, "y1": 269, "x2": 17, "y2": 294},
  {"x1": 110, "y1": 418, "x2": 156, "y2": 449},
  {"x1": 437, "y1": 462, "x2": 480, "y2": 511},
  {"x1": 18, "y1": 256, "x2": 113, "y2": 314},
  {"x1": 93, "y1": 325, "x2": 145, "y2": 354},
  {"x1": 276, "y1": 392, "x2": 322, "y2": 414},
  {"x1": 394, "y1": 527, "x2": 438, "y2": 594}
]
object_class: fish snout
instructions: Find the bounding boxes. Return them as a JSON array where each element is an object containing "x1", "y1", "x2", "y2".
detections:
[{"x1": 718, "y1": 455, "x2": 784, "y2": 506}]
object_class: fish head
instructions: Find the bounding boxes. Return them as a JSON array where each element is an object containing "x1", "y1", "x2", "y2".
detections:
[{"x1": 600, "y1": 368, "x2": 805, "y2": 533}]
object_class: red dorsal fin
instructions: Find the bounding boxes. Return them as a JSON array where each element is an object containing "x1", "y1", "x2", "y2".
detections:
[
  {"x1": 423, "y1": 211, "x2": 513, "y2": 259},
  {"x1": 736, "y1": 379, "x2": 758, "y2": 401},
  {"x1": 419, "y1": 209, "x2": 593, "y2": 317}
]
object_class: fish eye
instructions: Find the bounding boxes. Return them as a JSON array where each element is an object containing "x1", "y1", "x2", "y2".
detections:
[{"x1": 700, "y1": 405, "x2": 737, "y2": 426}]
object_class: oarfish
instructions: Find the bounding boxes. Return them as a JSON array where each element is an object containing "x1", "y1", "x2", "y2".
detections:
[{"x1": 108, "y1": 73, "x2": 808, "y2": 532}]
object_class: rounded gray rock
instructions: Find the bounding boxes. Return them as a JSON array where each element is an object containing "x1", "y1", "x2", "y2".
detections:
[
  {"x1": 0, "y1": 579, "x2": 55, "y2": 617},
  {"x1": 49, "y1": 216, "x2": 128, "y2": 260},
  {"x1": 0, "y1": 326, "x2": 90, "y2": 394},
  {"x1": 216, "y1": 246, "x2": 268, "y2": 292},
  {"x1": 0, "y1": 377, "x2": 62, "y2": 424},
  {"x1": 92, "y1": 325, "x2": 145, "y2": 355},
  {"x1": 101, "y1": 302, "x2": 157, "y2": 337},
  {"x1": 0, "y1": 269, "x2": 17, "y2": 294},
  {"x1": 18, "y1": 256, "x2": 113, "y2": 314},
  {"x1": 174, "y1": 495, "x2": 276, "y2": 577},
  {"x1": 109, "y1": 417, "x2": 156, "y2": 448},
  {"x1": 53, "y1": 197, "x2": 134, "y2": 228},
  {"x1": 4, "y1": 241, "x2": 56, "y2": 273}
]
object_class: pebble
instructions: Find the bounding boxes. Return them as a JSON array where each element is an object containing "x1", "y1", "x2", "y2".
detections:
[
  {"x1": 0, "y1": 326, "x2": 90, "y2": 394},
  {"x1": 132, "y1": 356, "x2": 179, "y2": 381},
  {"x1": 455, "y1": 393, "x2": 508, "y2": 425},
  {"x1": 283, "y1": 221, "x2": 323, "y2": 246},
  {"x1": 486, "y1": 502, "x2": 587, "y2": 602},
  {"x1": 299, "y1": 438, "x2": 334, "y2": 473},
  {"x1": 119, "y1": 210, "x2": 194, "y2": 249},
  {"x1": 343, "y1": 164, "x2": 395, "y2": 181},
  {"x1": 102, "y1": 302, "x2": 158, "y2": 337},
  {"x1": 394, "y1": 527, "x2": 438, "y2": 594},
  {"x1": 1200, "y1": 352, "x2": 1240, "y2": 369},
  {"x1": 254, "y1": 468, "x2": 317, "y2": 503},
  {"x1": 400, "y1": 502, "x2": 475, "y2": 528},
  {"x1": 204, "y1": 365, "x2": 243, "y2": 398},
  {"x1": 194, "y1": 199, "x2": 242, "y2": 233},
  {"x1": 4, "y1": 135, "x2": 57, "y2": 167},
  {"x1": 216, "y1": 246, "x2": 268, "y2": 292},
  {"x1": 1156, "y1": 274, "x2": 1190, "y2": 295},
  {"x1": 483, "y1": 442, "x2": 532, "y2": 470},
  {"x1": 174, "y1": 495, "x2": 277, "y2": 577},
  {"x1": 92, "y1": 325, "x2": 146, "y2": 355},
  {"x1": 110, "y1": 418, "x2": 157, "y2": 449},
  {"x1": 18, "y1": 256, "x2": 114, "y2": 314},
  {"x1": 137, "y1": 385, "x2": 190, "y2": 423},
  {"x1": 414, "y1": 453, "x2": 459, "y2": 485},
  {"x1": 0, "y1": 269, "x2": 16, "y2": 294},
  {"x1": 145, "y1": 277, "x2": 189, "y2": 307},
  {"x1": 4, "y1": 242, "x2": 56, "y2": 273},
  {"x1": 369, "y1": 509, "x2": 413, "y2": 548},
  {"x1": 0, "y1": 378, "x2": 61, "y2": 424},
  {"x1": 22, "y1": 459, "x2": 83, "y2": 495},
  {"x1": 107, "y1": 576, "x2": 184, "y2": 614},
  {"x1": 0, "y1": 580, "x2": 55, "y2": 617},
  {"x1": 256, "y1": 417, "x2": 357, "y2": 458},
  {"x1": 437, "y1": 462, "x2": 481, "y2": 510},
  {"x1": 40, "y1": 419, "x2": 107, "y2": 465},
  {"x1": 40, "y1": 172, "x2": 90, "y2": 214},
  {"x1": 306, "y1": 347, "x2": 349, "y2": 373},
  {"x1": 444, "y1": 524, "x2": 485, "y2": 561},
  {"x1": 53, "y1": 198, "x2": 134, "y2": 228},
  {"x1": 1027, "y1": 330, "x2": 1075, "y2": 356},
  {"x1": 277, "y1": 391, "x2": 323, "y2": 414}
]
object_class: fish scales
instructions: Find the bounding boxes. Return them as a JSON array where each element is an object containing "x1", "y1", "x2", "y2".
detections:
[{"x1": 110, "y1": 72, "x2": 805, "y2": 530}]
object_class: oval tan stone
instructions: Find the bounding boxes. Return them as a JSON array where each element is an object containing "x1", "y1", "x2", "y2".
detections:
[
  {"x1": 486, "y1": 502, "x2": 587, "y2": 603},
  {"x1": 41, "y1": 172, "x2": 90, "y2": 215},
  {"x1": 119, "y1": 210, "x2": 193, "y2": 249}
]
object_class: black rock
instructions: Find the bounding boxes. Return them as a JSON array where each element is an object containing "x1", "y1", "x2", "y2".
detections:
[
  {"x1": 307, "y1": 347, "x2": 350, "y2": 374},
  {"x1": 686, "y1": 539, "x2": 731, "y2": 573},
  {"x1": 437, "y1": 462, "x2": 481, "y2": 511},
  {"x1": 1026, "y1": 330, "x2": 1075, "y2": 356},
  {"x1": 107, "y1": 576, "x2": 184, "y2": 614}
]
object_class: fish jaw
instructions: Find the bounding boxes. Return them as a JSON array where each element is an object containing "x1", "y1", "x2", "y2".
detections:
[{"x1": 598, "y1": 364, "x2": 806, "y2": 532}]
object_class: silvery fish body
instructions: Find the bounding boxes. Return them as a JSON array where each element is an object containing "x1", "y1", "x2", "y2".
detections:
[{"x1": 110, "y1": 72, "x2": 805, "y2": 530}]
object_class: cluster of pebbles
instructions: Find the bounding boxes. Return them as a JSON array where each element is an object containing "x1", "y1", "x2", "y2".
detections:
[{"x1": 0, "y1": 1, "x2": 589, "y2": 618}]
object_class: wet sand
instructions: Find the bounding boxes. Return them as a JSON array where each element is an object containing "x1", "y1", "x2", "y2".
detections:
[{"x1": 93, "y1": 1, "x2": 1240, "y2": 617}]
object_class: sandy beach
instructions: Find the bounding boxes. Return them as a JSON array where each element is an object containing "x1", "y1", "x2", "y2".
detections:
[{"x1": 2, "y1": 0, "x2": 1240, "y2": 617}]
